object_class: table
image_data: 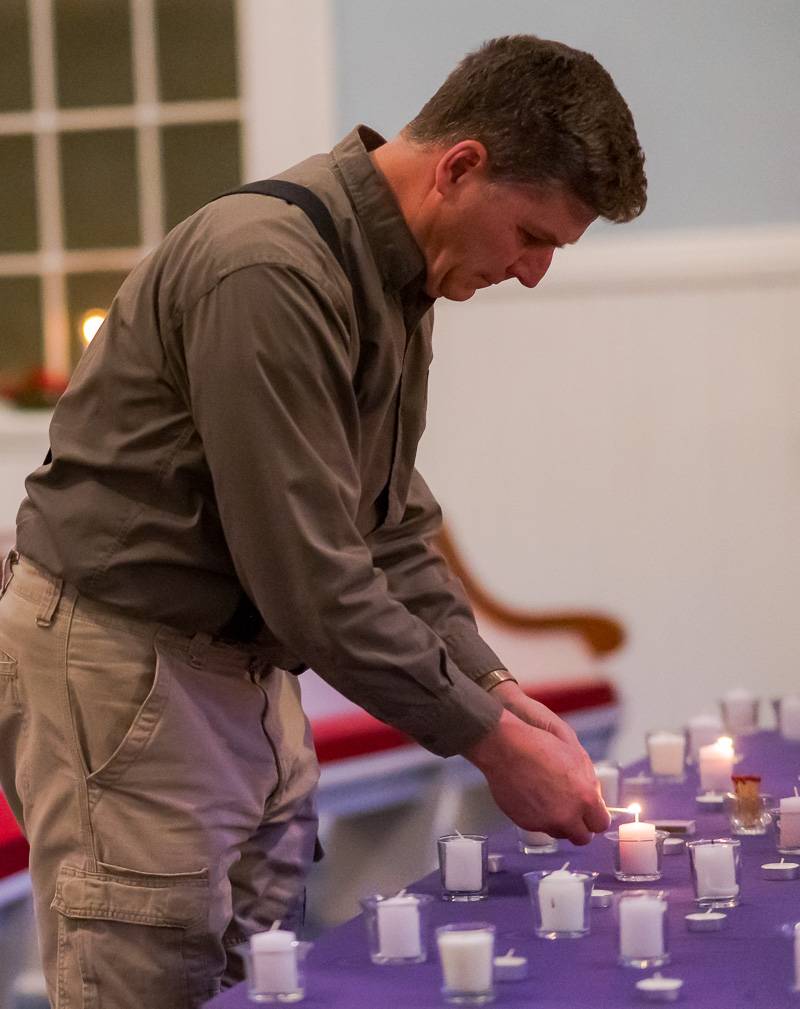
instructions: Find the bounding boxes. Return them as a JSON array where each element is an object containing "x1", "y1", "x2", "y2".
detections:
[{"x1": 205, "y1": 730, "x2": 800, "y2": 1008}]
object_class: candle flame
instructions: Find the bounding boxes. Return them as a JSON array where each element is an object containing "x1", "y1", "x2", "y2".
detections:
[
  {"x1": 627, "y1": 802, "x2": 642, "y2": 822},
  {"x1": 716, "y1": 736, "x2": 734, "y2": 753}
]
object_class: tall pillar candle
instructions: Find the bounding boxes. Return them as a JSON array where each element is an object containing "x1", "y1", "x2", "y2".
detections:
[
  {"x1": 721, "y1": 688, "x2": 758, "y2": 733},
  {"x1": 619, "y1": 819, "x2": 658, "y2": 876},
  {"x1": 619, "y1": 895, "x2": 667, "y2": 960},
  {"x1": 595, "y1": 763, "x2": 620, "y2": 806},
  {"x1": 376, "y1": 895, "x2": 421, "y2": 959},
  {"x1": 537, "y1": 869, "x2": 585, "y2": 933},
  {"x1": 698, "y1": 739, "x2": 734, "y2": 793}
]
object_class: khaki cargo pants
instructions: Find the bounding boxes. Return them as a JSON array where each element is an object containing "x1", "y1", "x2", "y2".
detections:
[{"x1": 0, "y1": 553, "x2": 320, "y2": 1008}]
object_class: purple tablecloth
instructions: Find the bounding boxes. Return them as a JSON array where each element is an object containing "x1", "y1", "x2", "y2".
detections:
[{"x1": 205, "y1": 730, "x2": 800, "y2": 1008}]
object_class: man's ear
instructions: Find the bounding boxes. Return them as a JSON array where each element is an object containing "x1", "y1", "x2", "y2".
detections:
[{"x1": 433, "y1": 140, "x2": 489, "y2": 196}]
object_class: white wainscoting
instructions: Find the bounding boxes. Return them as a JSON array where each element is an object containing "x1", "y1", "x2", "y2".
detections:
[{"x1": 418, "y1": 224, "x2": 800, "y2": 762}]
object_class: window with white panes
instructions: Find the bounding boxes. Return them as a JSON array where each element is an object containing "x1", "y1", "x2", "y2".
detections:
[{"x1": 0, "y1": 0, "x2": 243, "y2": 381}]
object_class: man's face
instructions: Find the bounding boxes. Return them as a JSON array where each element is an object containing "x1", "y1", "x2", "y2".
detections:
[{"x1": 421, "y1": 169, "x2": 596, "y2": 302}]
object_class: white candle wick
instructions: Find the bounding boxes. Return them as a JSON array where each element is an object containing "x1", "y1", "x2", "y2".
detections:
[
  {"x1": 455, "y1": 828, "x2": 465, "y2": 839},
  {"x1": 506, "y1": 948, "x2": 514, "y2": 958},
  {"x1": 269, "y1": 920, "x2": 281, "y2": 932},
  {"x1": 559, "y1": 862, "x2": 570, "y2": 872},
  {"x1": 795, "y1": 786, "x2": 799, "y2": 797}
]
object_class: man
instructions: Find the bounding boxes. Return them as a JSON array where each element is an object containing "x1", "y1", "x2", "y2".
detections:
[{"x1": 0, "y1": 34, "x2": 646, "y2": 1007}]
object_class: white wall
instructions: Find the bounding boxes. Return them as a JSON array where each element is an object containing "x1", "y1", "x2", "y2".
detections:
[{"x1": 417, "y1": 226, "x2": 800, "y2": 761}]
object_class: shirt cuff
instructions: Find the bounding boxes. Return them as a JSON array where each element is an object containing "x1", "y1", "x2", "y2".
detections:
[{"x1": 440, "y1": 627, "x2": 507, "y2": 683}]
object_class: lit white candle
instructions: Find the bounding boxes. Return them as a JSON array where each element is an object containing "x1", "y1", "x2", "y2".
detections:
[
  {"x1": 619, "y1": 895, "x2": 667, "y2": 959},
  {"x1": 376, "y1": 894, "x2": 421, "y2": 959},
  {"x1": 438, "y1": 929, "x2": 494, "y2": 993},
  {"x1": 647, "y1": 731, "x2": 686, "y2": 777},
  {"x1": 721, "y1": 688, "x2": 757, "y2": 732},
  {"x1": 537, "y1": 868, "x2": 585, "y2": 933},
  {"x1": 779, "y1": 795, "x2": 800, "y2": 849},
  {"x1": 693, "y1": 843, "x2": 738, "y2": 898},
  {"x1": 250, "y1": 929, "x2": 298, "y2": 994},
  {"x1": 698, "y1": 737, "x2": 734, "y2": 793},
  {"x1": 779, "y1": 696, "x2": 800, "y2": 741},
  {"x1": 619, "y1": 813, "x2": 658, "y2": 876},
  {"x1": 594, "y1": 763, "x2": 620, "y2": 806},
  {"x1": 687, "y1": 714, "x2": 724, "y2": 762},
  {"x1": 443, "y1": 836, "x2": 483, "y2": 892}
]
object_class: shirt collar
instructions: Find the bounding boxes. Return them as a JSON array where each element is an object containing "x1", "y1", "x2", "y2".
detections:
[{"x1": 332, "y1": 125, "x2": 428, "y2": 297}]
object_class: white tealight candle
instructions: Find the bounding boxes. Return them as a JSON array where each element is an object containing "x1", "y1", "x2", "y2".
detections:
[
  {"x1": 438, "y1": 929, "x2": 494, "y2": 994},
  {"x1": 693, "y1": 843, "x2": 738, "y2": 899},
  {"x1": 443, "y1": 836, "x2": 483, "y2": 892},
  {"x1": 635, "y1": 973, "x2": 684, "y2": 1002},
  {"x1": 493, "y1": 948, "x2": 528, "y2": 981},
  {"x1": 619, "y1": 895, "x2": 667, "y2": 960},
  {"x1": 647, "y1": 732, "x2": 686, "y2": 778},
  {"x1": 698, "y1": 738, "x2": 734, "y2": 793},
  {"x1": 619, "y1": 819, "x2": 658, "y2": 876},
  {"x1": 761, "y1": 860, "x2": 799, "y2": 880},
  {"x1": 779, "y1": 796, "x2": 800, "y2": 849},
  {"x1": 376, "y1": 894, "x2": 421, "y2": 959},
  {"x1": 685, "y1": 910, "x2": 726, "y2": 932},
  {"x1": 537, "y1": 869, "x2": 585, "y2": 933},
  {"x1": 250, "y1": 929, "x2": 298, "y2": 994},
  {"x1": 779, "y1": 696, "x2": 800, "y2": 741},
  {"x1": 594, "y1": 762, "x2": 620, "y2": 806},
  {"x1": 687, "y1": 714, "x2": 724, "y2": 762},
  {"x1": 519, "y1": 829, "x2": 556, "y2": 847}
]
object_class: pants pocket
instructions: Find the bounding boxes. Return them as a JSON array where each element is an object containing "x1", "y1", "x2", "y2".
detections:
[{"x1": 51, "y1": 861, "x2": 216, "y2": 1009}]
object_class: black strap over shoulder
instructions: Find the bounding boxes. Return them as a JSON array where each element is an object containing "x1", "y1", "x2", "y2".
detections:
[{"x1": 213, "y1": 179, "x2": 352, "y2": 285}]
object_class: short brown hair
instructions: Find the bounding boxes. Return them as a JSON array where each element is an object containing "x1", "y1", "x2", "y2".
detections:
[{"x1": 405, "y1": 35, "x2": 647, "y2": 223}]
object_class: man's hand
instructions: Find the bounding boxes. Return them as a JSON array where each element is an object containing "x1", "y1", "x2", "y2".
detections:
[
  {"x1": 464, "y1": 708, "x2": 610, "y2": 846},
  {"x1": 489, "y1": 680, "x2": 581, "y2": 748}
]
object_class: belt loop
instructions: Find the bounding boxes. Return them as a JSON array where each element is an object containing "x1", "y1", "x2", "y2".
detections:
[
  {"x1": 188, "y1": 632, "x2": 213, "y2": 669},
  {"x1": 35, "y1": 573, "x2": 64, "y2": 627},
  {"x1": 1, "y1": 548, "x2": 19, "y2": 596}
]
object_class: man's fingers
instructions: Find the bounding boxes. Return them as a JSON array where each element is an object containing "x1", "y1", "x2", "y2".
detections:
[{"x1": 585, "y1": 798, "x2": 612, "y2": 834}]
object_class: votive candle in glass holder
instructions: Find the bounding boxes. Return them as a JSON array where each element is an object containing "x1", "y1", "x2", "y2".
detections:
[
  {"x1": 697, "y1": 737, "x2": 735, "y2": 796},
  {"x1": 724, "y1": 785, "x2": 773, "y2": 836},
  {"x1": 686, "y1": 714, "x2": 724, "y2": 764},
  {"x1": 244, "y1": 930, "x2": 311, "y2": 1003},
  {"x1": 516, "y1": 827, "x2": 559, "y2": 854},
  {"x1": 436, "y1": 922, "x2": 495, "y2": 1005},
  {"x1": 687, "y1": 838, "x2": 742, "y2": 908},
  {"x1": 775, "y1": 697, "x2": 800, "y2": 741},
  {"x1": 720, "y1": 688, "x2": 759, "y2": 735},
  {"x1": 771, "y1": 795, "x2": 800, "y2": 854},
  {"x1": 605, "y1": 828, "x2": 668, "y2": 882},
  {"x1": 523, "y1": 867, "x2": 597, "y2": 939},
  {"x1": 594, "y1": 761, "x2": 621, "y2": 807},
  {"x1": 616, "y1": 891, "x2": 670, "y2": 969},
  {"x1": 438, "y1": 834, "x2": 488, "y2": 901},
  {"x1": 646, "y1": 731, "x2": 686, "y2": 782},
  {"x1": 359, "y1": 892, "x2": 433, "y2": 964}
]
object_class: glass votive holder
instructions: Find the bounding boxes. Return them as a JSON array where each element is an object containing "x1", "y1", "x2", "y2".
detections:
[
  {"x1": 646, "y1": 730, "x2": 686, "y2": 782},
  {"x1": 438, "y1": 834, "x2": 488, "y2": 901},
  {"x1": 516, "y1": 827, "x2": 559, "y2": 854},
  {"x1": 687, "y1": 838, "x2": 742, "y2": 908},
  {"x1": 724, "y1": 790, "x2": 774, "y2": 835},
  {"x1": 615, "y1": 890, "x2": 670, "y2": 970},
  {"x1": 605, "y1": 829, "x2": 668, "y2": 882},
  {"x1": 770, "y1": 807, "x2": 800, "y2": 855},
  {"x1": 523, "y1": 868, "x2": 597, "y2": 939},
  {"x1": 436, "y1": 922, "x2": 495, "y2": 1005},
  {"x1": 719, "y1": 691, "x2": 759, "y2": 735},
  {"x1": 359, "y1": 892, "x2": 433, "y2": 965},
  {"x1": 243, "y1": 935, "x2": 312, "y2": 1003}
]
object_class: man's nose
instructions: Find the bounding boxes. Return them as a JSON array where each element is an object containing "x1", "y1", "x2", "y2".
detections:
[{"x1": 508, "y1": 246, "x2": 555, "y2": 288}]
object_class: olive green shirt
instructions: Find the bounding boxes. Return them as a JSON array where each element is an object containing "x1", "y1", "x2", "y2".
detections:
[{"x1": 17, "y1": 126, "x2": 503, "y2": 757}]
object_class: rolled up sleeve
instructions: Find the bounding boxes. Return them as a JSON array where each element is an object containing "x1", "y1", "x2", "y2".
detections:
[{"x1": 182, "y1": 263, "x2": 501, "y2": 756}]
